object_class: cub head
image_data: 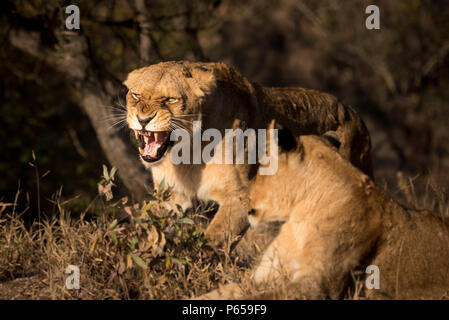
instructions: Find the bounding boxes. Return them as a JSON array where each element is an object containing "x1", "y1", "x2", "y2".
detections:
[
  {"x1": 123, "y1": 61, "x2": 216, "y2": 165},
  {"x1": 246, "y1": 131, "x2": 351, "y2": 228}
]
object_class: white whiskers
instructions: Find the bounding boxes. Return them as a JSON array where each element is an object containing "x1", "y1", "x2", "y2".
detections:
[{"x1": 105, "y1": 104, "x2": 128, "y2": 131}]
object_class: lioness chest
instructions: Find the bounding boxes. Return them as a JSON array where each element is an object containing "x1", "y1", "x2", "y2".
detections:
[{"x1": 150, "y1": 158, "x2": 243, "y2": 209}]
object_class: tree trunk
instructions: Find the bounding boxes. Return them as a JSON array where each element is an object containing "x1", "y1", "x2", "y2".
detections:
[{"x1": 9, "y1": 29, "x2": 153, "y2": 198}]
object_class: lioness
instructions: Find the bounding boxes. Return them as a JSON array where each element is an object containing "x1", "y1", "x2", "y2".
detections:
[
  {"x1": 201, "y1": 133, "x2": 449, "y2": 299},
  {"x1": 124, "y1": 61, "x2": 372, "y2": 246}
]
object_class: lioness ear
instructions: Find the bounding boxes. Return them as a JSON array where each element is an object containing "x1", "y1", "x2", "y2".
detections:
[
  {"x1": 322, "y1": 131, "x2": 341, "y2": 149},
  {"x1": 123, "y1": 67, "x2": 147, "y2": 89},
  {"x1": 178, "y1": 62, "x2": 216, "y2": 97}
]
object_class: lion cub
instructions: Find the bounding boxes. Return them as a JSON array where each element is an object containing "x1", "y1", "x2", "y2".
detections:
[
  {"x1": 200, "y1": 134, "x2": 449, "y2": 299},
  {"x1": 246, "y1": 134, "x2": 449, "y2": 299}
]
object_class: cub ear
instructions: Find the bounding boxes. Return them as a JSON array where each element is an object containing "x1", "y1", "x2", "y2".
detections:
[
  {"x1": 265, "y1": 119, "x2": 305, "y2": 160},
  {"x1": 123, "y1": 67, "x2": 147, "y2": 89},
  {"x1": 268, "y1": 120, "x2": 297, "y2": 152},
  {"x1": 322, "y1": 131, "x2": 341, "y2": 149}
]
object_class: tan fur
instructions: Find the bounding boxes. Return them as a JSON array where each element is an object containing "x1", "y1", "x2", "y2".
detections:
[
  {"x1": 124, "y1": 61, "x2": 372, "y2": 246},
  {"x1": 200, "y1": 135, "x2": 449, "y2": 299}
]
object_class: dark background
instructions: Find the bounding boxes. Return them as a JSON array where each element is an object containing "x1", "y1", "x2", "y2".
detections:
[{"x1": 1, "y1": 0, "x2": 448, "y2": 218}]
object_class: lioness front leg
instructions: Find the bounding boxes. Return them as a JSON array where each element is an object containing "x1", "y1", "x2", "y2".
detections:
[
  {"x1": 200, "y1": 165, "x2": 250, "y2": 248},
  {"x1": 204, "y1": 192, "x2": 249, "y2": 248}
]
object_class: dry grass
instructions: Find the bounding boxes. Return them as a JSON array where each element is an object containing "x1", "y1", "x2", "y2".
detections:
[
  {"x1": 0, "y1": 167, "x2": 447, "y2": 300},
  {"x1": 0, "y1": 167, "x2": 248, "y2": 299}
]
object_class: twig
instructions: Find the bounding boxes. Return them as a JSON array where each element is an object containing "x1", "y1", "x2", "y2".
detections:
[{"x1": 67, "y1": 127, "x2": 88, "y2": 158}]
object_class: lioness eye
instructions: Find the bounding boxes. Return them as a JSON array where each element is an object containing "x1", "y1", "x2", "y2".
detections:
[
  {"x1": 131, "y1": 93, "x2": 139, "y2": 100},
  {"x1": 166, "y1": 98, "x2": 179, "y2": 104}
]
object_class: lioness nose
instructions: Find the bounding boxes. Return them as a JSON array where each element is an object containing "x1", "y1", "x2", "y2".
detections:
[{"x1": 138, "y1": 114, "x2": 156, "y2": 128}]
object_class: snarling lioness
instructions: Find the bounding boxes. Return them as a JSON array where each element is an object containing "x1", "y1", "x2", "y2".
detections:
[
  {"x1": 123, "y1": 61, "x2": 372, "y2": 246},
  {"x1": 200, "y1": 134, "x2": 449, "y2": 299}
]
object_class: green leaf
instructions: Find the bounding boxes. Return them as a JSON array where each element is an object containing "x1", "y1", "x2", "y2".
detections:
[
  {"x1": 110, "y1": 166, "x2": 117, "y2": 180},
  {"x1": 178, "y1": 217, "x2": 194, "y2": 225},
  {"x1": 144, "y1": 201, "x2": 153, "y2": 211},
  {"x1": 102, "y1": 164, "x2": 109, "y2": 180},
  {"x1": 109, "y1": 230, "x2": 118, "y2": 246},
  {"x1": 130, "y1": 253, "x2": 148, "y2": 270},
  {"x1": 146, "y1": 194, "x2": 158, "y2": 202},
  {"x1": 129, "y1": 237, "x2": 138, "y2": 250},
  {"x1": 197, "y1": 234, "x2": 205, "y2": 247},
  {"x1": 89, "y1": 232, "x2": 99, "y2": 254},
  {"x1": 165, "y1": 256, "x2": 171, "y2": 269},
  {"x1": 108, "y1": 219, "x2": 118, "y2": 230},
  {"x1": 158, "y1": 177, "x2": 165, "y2": 195},
  {"x1": 171, "y1": 257, "x2": 187, "y2": 265}
]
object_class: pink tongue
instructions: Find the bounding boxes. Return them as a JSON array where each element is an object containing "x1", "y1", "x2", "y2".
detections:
[{"x1": 143, "y1": 136, "x2": 162, "y2": 157}]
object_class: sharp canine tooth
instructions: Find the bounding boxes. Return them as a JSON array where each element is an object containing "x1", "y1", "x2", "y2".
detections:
[
  {"x1": 134, "y1": 131, "x2": 139, "y2": 139},
  {"x1": 154, "y1": 132, "x2": 159, "y2": 141}
]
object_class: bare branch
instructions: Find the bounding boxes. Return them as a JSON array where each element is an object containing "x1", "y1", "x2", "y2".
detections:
[{"x1": 134, "y1": 0, "x2": 152, "y2": 65}]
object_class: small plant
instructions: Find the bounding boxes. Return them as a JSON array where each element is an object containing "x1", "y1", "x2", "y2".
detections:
[
  {"x1": 95, "y1": 166, "x2": 205, "y2": 275},
  {"x1": 97, "y1": 165, "x2": 117, "y2": 202}
]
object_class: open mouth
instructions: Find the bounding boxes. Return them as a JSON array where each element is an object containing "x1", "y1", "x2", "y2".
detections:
[{"x1": 134, "y1": 130, "x2": 173, "y2": 163}]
